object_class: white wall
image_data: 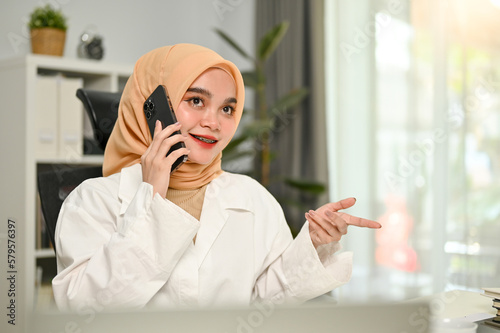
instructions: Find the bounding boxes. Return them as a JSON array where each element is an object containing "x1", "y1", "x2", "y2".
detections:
[{"x1": 0, "y1": 0, "x2": 255, "y2": 69}]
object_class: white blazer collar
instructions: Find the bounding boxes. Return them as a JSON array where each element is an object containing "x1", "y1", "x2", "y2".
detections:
[
  {"x1": 117, "y1": 164, "x2": 255, "y2": 214},
  {"x1": 195, "y1": 172, "x2": 255, "y2": 267},
  {"x1": 116, "y1": 164, "x2": 256, "y2": 267},
  {"x1": 117, "y1": 164, "x2": 143, "y2": 215}
]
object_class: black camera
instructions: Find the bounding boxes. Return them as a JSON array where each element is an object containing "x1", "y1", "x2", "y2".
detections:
[
  {"x1": 144, "y1": 99, "x2": 155, "y2": 120},
  {"x1": 143, "y1": 85, "x2": 187, "y2": 173}
]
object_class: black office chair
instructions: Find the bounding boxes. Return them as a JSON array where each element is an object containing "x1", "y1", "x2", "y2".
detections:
[
  {"x1": 37, "y1": 166, "x2": 103, "y2": 252},
  {"x1": 36, "y1": 90, "x2": 119, "y2": 253},
  {"x1": 76, "y1": 89, "x2": 122, "y2": 151}
]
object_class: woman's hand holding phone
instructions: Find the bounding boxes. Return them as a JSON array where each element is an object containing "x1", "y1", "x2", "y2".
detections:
[{"x1": 141, "y1": 120, "x2": 190, "y2": 198}]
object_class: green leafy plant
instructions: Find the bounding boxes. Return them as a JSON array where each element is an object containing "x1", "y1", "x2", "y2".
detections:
[
  {"x1": 28, "y1": 4, "x2": 68, "y2": 31},
  {"x1": 215, "y1": 21, "x2": 325, "y2": 214}
]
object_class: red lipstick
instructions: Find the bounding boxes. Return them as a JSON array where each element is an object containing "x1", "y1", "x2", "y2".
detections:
[{"x1": 190, "y1": 134, "x2": 218, "y2": 149}]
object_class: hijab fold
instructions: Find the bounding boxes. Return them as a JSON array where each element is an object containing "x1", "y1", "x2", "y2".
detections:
[{"x1": 103, "y1": 44, "x2": 245, "y2": 190}]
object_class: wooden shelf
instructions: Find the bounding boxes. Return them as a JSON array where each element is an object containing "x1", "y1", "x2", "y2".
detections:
[
  {"x1": 0, "y1": 54, "x2": 132, "y2": 332},
  {"x1": 37, "y1": 154, "x2": 105, "y2": 165},
  {"x1": 35, "y1": 249, "x2": 56, "y2": 259}
]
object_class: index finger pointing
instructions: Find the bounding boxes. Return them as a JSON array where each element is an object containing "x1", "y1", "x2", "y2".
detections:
[
  {"x1": 327, "y1": 197, "x2": 357, "y2": 212},
  {"x1": 338, "y1": 212, "x2": 381, "y2": 229}
]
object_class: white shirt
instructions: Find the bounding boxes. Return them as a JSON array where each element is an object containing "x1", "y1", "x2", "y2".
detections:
[{"x1": 52, "y1": 164, "x2": 352, "y2": 312}]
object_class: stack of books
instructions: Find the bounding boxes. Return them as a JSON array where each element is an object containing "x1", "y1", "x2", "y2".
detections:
[{"x1": 482, "y1": 288, "x2": 500, "y2": 329}]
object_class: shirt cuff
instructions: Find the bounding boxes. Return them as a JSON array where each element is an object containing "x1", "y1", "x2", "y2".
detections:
[{"x1": 283, "y1": 221, "x2": 353, "y2": 300}]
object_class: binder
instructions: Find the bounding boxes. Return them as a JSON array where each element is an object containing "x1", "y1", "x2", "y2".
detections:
[
  {"x1": 58, "y1": 76, "x2": 83, "y2": 159},
  {"x1": 35, "y1": 76, "x2": 58, "y2": 159}
]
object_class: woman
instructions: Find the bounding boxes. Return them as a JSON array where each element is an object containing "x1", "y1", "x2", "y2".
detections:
[{"x1": 52, "y1": 43, "x2": 380, "y2": 311}]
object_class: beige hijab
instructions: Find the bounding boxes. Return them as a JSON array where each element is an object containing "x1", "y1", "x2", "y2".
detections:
[{"x1": 103, "y1": 44, "x2": 245, "y2": 189}]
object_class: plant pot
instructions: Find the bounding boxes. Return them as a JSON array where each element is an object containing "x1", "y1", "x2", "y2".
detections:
[{"x1": 31, "y1": 28, "x2": 66, "y2": 56}]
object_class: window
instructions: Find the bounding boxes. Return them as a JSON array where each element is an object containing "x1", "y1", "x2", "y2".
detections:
[{"x1": 326, "y1": 0, "x2": 500, "y2": 302}]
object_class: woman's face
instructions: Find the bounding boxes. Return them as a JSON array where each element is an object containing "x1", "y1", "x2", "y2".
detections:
[{"x1": 175, "y1": 68, "x2": 238, "y2": 165}]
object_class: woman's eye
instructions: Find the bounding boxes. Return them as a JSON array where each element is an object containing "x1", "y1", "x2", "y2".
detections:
[
  {"x1": 222, "y1": 106, "x2": 235, "y2": 115},
  {"x1": 191, "y1": 97, "x2": 203, "y2": 106},
  {"x1": 184, "y1": 97, "x2": 204, "y2": 108}
]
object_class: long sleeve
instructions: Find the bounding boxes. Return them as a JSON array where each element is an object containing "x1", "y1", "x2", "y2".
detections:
[
  {"x1": 252, "y1": 218, "x2": 353, "y2": 304},
  {"x1": 52, "y1": 178, "x2": 199, "y2": 312}
]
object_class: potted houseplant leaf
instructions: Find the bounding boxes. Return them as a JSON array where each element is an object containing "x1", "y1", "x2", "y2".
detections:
[
  {"x1": 216, "y1": 22, "x2": 326, "y2": 231},
  {"x1": 29, "y1": 4, "x2": 68, "y2": 56},
  {"x1": 216, "y1": 22, "x2": 310, "y2": 186}
]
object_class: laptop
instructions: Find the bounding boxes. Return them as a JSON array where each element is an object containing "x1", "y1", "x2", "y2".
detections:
[{"x1": 30, "y1": 300, "x2": 431, "y2": 333}]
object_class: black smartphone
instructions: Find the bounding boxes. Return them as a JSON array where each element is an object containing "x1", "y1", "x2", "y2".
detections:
[{"x1": 143, "y1": 85, "x2": 187, "y2": 173}]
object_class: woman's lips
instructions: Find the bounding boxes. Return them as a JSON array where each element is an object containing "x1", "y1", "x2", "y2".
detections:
[{"x1": 190, "y1": 134, "x2": 218, "y2": 148}]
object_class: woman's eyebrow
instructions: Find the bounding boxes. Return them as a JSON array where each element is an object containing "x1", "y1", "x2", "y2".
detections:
[
  {"x1": 187, "y1": 87, "x2": 237, "y2": 104},
  {"x1": 186, "y1": 87, "x2": 212, "y2": 98},
  {"x1": 224, "y1": 97, "x2": 237, "y2": 104}
]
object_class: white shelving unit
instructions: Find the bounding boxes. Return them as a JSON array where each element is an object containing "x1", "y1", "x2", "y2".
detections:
[{"x1": 0, "y1": 54, "x2": 132, "y2": 333}]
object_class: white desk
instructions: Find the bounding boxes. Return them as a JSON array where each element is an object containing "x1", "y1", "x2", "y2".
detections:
[
  {"x1": 27, "y1": 290, "x2": 498, "y2": 333},
  {"x1": 407, "y1": 290, "x2": 499, "y2": 332},
  {"x1": 407, "y1": 289, "x2": 497, "y2": 320},
  {"x1": 30, "y1": 301, "x2": 430, "y2": 333}
]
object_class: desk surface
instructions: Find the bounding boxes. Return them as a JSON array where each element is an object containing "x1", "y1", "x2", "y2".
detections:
[
  {"x1": 407, "y1": 289, "x2": 497, "y2": 320},
  {"x1": 31, "y1": 301, "x2": 430, "y2": 333},
  {"x1": 29, "y1": 290, "x2": 496, "y2": 333}
]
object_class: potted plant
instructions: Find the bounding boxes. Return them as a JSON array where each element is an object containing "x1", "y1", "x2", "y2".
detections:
[
  {"x1": 216, "y1": 22, "x2": 326, "y2": 232},
  {"x1": 28, "y1": 4, "x2": 68, "y2": 56}
]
